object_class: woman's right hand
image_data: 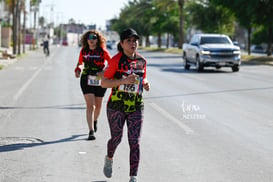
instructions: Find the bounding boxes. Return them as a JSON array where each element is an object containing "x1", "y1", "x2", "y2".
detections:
[
  {"x1": 123, "y1": 74, "x2": 139, "y2": 84},
  {"x1": 74, "y1": 67, "x2": 81, "y2": 78}
]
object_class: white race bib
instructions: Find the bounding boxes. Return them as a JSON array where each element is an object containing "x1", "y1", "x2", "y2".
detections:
[
  {"x1": 119, "y1": 76, "x2": 142, "y2": 94},
  {"x1": 87, "y1": 75, "x2": 101, "y2": 86}
]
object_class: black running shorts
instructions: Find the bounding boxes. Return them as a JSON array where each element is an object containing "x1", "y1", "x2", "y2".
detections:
[{"x1": 80, "y1": 76, "x2": 107, "y2": 97}]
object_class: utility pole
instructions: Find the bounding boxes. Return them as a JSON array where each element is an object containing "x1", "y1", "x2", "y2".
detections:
[
  {"x1": 56, "y1": 12, "x2": 63, "y2": 44},
  {"x1": 42, "y1": 3, "x2": 55, "y2": 28},
  {"x1": 17, "y1": 0, "x2": 21, "y2": 55},
  {"x1": 23, "y1": 9, "x2": 26, "y2": 53},
  {"x1": 33, "y1": 2, "x2": 37, "y2": 49},
  {"x1": 30, "y1": 0, "x2": 41, "y2": 50},
  {"x1": 12, "y1": 0, "x2": 17, "y2": 54}
]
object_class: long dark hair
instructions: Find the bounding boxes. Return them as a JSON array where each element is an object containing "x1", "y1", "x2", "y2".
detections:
[{"x1": 117, "y1": 42, "x2": 123, "y2": 52}]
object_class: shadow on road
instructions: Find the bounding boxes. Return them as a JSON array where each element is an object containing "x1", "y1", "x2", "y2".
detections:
[
  {"x1": 148, "y1": 62, "x2": 233, "y2": 74},
  {"x1": 144, "y1": 55, "x2": 182, "y2": 59},
  {"x1": 0, "y1": 134, "x2": 86, "y2": 153},
  {"x1": 145, "y1": 86, "x2": 273, "y2": 100},
  {"x1": 0, "y1": 103, "x2": 86, "y2": 110}
]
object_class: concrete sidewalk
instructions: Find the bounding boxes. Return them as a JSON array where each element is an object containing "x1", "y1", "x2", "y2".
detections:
[
  {"x1": 0, "y1": 48, "x2": 17, "y2": 69},
  {"x1": 0, "y1": 46, "x2": 37, "y2": 69},
  {"x1": 0, "y1": 57, "x2": 18, "y2": 69}
]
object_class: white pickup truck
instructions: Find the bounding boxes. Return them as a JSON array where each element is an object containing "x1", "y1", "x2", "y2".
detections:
[{"x1": 182, "y1": 34, "x2": 241, "y2": 72}]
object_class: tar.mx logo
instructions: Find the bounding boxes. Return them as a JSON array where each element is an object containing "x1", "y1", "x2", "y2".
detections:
[{"x1": 180, "y1": 101, "x2": 206, "y2": 120}]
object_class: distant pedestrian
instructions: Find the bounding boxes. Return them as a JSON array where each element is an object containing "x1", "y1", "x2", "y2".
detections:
[
  {"x1": 43, "y1": 34, "x2": 50, "y2": 56},
  {"x1": 101, "y1": 28, "x2": 150, "y2": 182},
  {"x1": 74, "y1": 30, "x2": 111, "y2": 140}
]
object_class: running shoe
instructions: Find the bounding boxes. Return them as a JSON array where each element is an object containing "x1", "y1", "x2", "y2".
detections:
[
  {"x1": 94, "y1": 120, "x2": 97, "y2": 132},
  {"x1": 103, "y1": 156, "x2": 113, "y2": 178},
  {"x1": 129, "y1": 176, "x2": 137, "y2": 182},
  {"x1": 87, "y1": 130, "x2": 96, "y2": 140}
]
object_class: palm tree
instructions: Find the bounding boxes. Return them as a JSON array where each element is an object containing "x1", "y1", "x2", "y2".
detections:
[
  {"x1": 17, "y1": 0, "x2": 27, "y2": 54},
  {"x1": 39, "y1": 16, "x2": 46, "y2": 28},
  {"x1": 154, "y1": 0, "x2": 185, "y2": 48},
  {"x1": 178, "y1": 0, "x2": 185, "y2": 48},
  {"x1": 1, "y1": 0, "x2": 25, "y2": 54},
  {"x1": 0, "y1": 0, "x2": 12, "y2": 25}
]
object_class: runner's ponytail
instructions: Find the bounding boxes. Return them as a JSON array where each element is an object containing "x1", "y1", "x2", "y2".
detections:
[{"x1": 117, "y1": 42, "x2": 123, "y2": 52}]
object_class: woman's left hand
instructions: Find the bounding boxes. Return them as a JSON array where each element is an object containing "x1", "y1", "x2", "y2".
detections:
[
  {"x1": 143, "y1": 79, "x2": 150, "y2": 91},
  {"x1": 97, "y1": 71, "x2": 104, "y2": 78}
]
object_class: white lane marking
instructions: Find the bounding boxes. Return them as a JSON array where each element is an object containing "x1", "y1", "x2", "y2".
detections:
[
  {"x1": 14, "y1": 67, "x2": 24, "y2": 70},
  {"x1": 13, "y1": 63, "x2": 46, "y2": 101},
  {"x1": 78, "y1": 151, "x2": 87, "y2": 155},
  {"x1": 149, "y1": 102, "x2": 194, "y2": 135},
  {"x1": 29, "y1": 66, "x2": 38, "y2": 70}
]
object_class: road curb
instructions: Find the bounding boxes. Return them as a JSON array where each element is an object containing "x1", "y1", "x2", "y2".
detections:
[{"x1": 0, "y1": 58, "x2": 18, "y2": 69}]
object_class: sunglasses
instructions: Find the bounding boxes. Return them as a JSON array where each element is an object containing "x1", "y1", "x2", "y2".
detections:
[{"x1": 88, "y1": 34, "x2": 97, "y2": 40}]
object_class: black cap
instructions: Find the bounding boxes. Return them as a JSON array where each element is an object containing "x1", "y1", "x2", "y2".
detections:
[{"x1": 120, "y1": 28, "x2": 139, "y2": 41}]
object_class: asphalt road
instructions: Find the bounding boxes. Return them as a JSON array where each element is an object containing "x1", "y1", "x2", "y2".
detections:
[{"x1": 0, "y1": 46, "x2": 273, "y2": 182}]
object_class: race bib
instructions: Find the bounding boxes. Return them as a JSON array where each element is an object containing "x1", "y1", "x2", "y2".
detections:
[
  {"x1": 87, "y1": 75, "x2": 101, "y2": 86},
  {"x1": 119, "y1": 76, "x2": 143, "y2": 94}
]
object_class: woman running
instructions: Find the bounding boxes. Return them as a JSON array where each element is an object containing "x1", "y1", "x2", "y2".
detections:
[
  {"x1": 74, "y1": 30, "x2": 111, "y2": 140},
  {"x1": 101, "y1": 28, "x2": 150, "y2": 182}
]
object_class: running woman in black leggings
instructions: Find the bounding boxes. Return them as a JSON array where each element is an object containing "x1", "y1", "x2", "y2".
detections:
[
  {"x1": 74, "y1": 30, "x2": 111, "y2": 140},
  {"x1": 101, "y1": 28, "x2": 150, "y2": 182}
]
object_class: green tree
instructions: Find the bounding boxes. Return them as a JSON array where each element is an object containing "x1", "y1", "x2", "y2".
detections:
[
  {"x1": 252, "y1": 25, "x2": 267, "y2": 44},
  {"x1": 152, "y1": 0, "x2": 179, "y2": 47},
  {"x1": 254, "y1": 0, "x2": 273, "y2": 56},
  {"x1": 30, "y1": 0, "x2": 41, "y2": 36},
  {"x1": 39, "y1": 16, "x2": 46, "y2": 28},
  {"x1": 154, "y1": 0, "x2": 185, "y2": 48},
  {"x1": 111, "y1": 0, "x2": 182, "y2": 48},
  {"x1": 149, "y1": 7, "x2": 167, "y2": 48},
  {"x1": 210, "y1": 0, "x2": 254, "y2": 54},
  {"x1": 12, "y1": 0, "x2": 19, "y2": 54},
  {"x1": 0, "y1": 0, "x2": 12, "y2": 25},
  {"x1": 211, "y1": 0, "x2": 273, "y2": 56},
  {"x1": 68, "y1": 18, "x2": 76, "y2": 24},
  {"x1": 1, "y1": 0, "x2": 24, "y2": 54},
  {"x1": 110, "y1": 0, "x2": 153, "y2": 46},
  {"x1": 186, "y1": 0, "x2": 235, "y2": 36}
]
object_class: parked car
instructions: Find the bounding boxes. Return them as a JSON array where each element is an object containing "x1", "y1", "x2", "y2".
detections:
[
  {"x1": 62, "y1": 40, "x2": 68, "y2": 46},
  {"x1": 106, "y1": 41, "x2": 112, "y2": 49},
  {"x1": 251, "y1": 45, "x2": 266, "y2": 54},
  {"x1": 182, "y1": 34, "x2": 241, "y2": 72}
]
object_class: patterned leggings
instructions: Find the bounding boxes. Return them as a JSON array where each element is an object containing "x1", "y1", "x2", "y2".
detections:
[{"x1": 106, "y1": 107, "x2": 144, "y2": 176}]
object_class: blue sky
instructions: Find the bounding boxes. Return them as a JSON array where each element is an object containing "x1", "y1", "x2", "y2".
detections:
[{"x1": 39, "y1": 0, "x2": 129, "y2": 29}]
